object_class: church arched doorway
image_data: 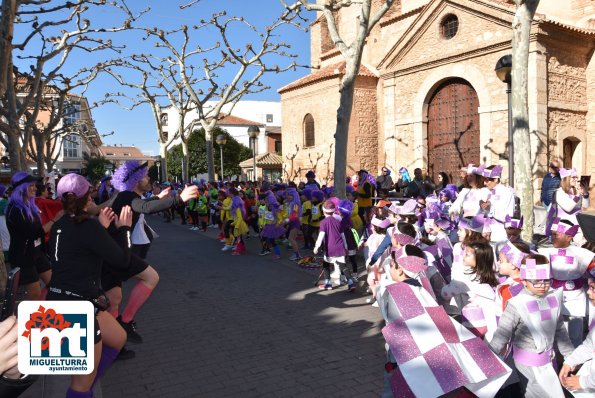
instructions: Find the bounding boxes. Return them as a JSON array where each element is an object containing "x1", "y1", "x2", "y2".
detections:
[{"x1": 427, "y1": 78, "x2": 480, "y2": 184}]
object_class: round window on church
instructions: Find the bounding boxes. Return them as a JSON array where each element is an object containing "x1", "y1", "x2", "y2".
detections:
[{"x1": 440, "y1": 14, "x2": 459, "y2": 40}]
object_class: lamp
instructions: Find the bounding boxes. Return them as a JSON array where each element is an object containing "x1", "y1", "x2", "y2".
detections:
[
  {"x1": 495, "y1": 54, "x2": 513, "y2": 187},
  {"x1": 155, "y1": 159, "x2": 161, "y2": 182},
  {"x1": 247, "y1": 125, "x2": 260, "y2": 181},
  {"x1": 105, "y1": 162, "x2": 114, "y2": 177},
  {"x1": 215, "y1": 134, "x2": 227, "y2": 181}
]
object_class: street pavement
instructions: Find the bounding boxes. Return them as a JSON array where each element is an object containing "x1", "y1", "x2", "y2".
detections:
[{"x1": 22, "y1": 215, "x2": 386, "y2": 398}]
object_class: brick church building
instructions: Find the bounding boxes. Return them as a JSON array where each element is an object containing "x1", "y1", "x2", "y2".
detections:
[{"x1": 279, "y1": 0, "x2": 595, "y2": 193}]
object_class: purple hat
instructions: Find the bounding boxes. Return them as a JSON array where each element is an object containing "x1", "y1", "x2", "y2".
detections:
[
  {"x1": 397, "y1": 199, "x2": 418, "y2": 215},
  {"x1": 388, "y1": 203, "x2": 400, "y2": 214},
  {"x1": 467, "y1": 164, "x2": 479, "y2": 175},
  {"x1": 559, "y1": 167, "x2": 578, "y2": 179},
  {"x1": 311, "y1": 190, "x2": 324, "y2": 202},
  {"x1": 57, "y1": 173, "x2": 92, "y2": 199},
  {"x1": 11, "y1": 173, "x2": 41, "y2": 189},
  {"x1": 371, "y1": 216, "x2": 391, "y2": 229},
  {"x1": 481, "y1": 165, "x2": 503, "y2": 179},
  {"x1": 112, "y1": 160, "x2": 148, "y2": 191},
  {"x1": 338, "y1": 199, "x2": 353, "y2": 216},
  {"x1": 499, "y1": 241, "x2": 529, "y2": 268},
  {"x1": 459, "y1": 215, "x2": 487, "y2": 233},
  {"x1": 393, "y1": 230, "x2": 416, "y2": 246},
  {"x1": 504, "y1": 215, "x2": 523, "y2": 230},
  {"x1": 434, "y1": 217, "x2": 453, "y2": 231},
  {"x1": 520, "y1": 258, "x2": 552, "y2": 280},
  {"x1": 301, "y1": 188, "x2": 313, "y2": 201},
  {"x1": 393, "y1": 246, "x2": 428, "y2": 276},
  {"x1": 550, "y1": 218, "x2": 580, "y2": 237},
  {"x1": 323, "y1": 186, "x2": 334, "y2": 198}
]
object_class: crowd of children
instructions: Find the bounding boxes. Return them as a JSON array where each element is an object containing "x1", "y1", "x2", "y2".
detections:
[{"x1": 175, "y1": 164, "x2": 595, "y2": 397}]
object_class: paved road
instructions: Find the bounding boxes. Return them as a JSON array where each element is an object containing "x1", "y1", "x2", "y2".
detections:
[{"x1": 23, "y1": 216, "x2": 386, "y2": 397}]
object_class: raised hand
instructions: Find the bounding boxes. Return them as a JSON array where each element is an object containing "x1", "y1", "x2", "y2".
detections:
[
  {"x1": 180, "y1": 185, "x2": 199, "y2": 202},
  {"x1": 158, "y1": 187, "x2": 171, "y2": 199},
  {"x1": 115, "y1": 205, "x2": 132, "y2": 229},
  {"x1": 98, "y1": 207, "x2": 116, "y2": 229},
  {"x1": 0, "y1": 316, "x2": 19, "y2": 378}
]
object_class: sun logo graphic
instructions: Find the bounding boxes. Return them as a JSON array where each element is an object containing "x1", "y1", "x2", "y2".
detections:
[{"x1": 18, "y1": 301, "x2": 94, "y2": 375}]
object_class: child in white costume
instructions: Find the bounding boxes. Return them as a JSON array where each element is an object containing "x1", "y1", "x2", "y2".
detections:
[
  {"x1": 489, "y1": 254, "x2": 575, "y2": 398},
  {"x1": 379, "y1": 245, "x2": 510, "y2": 398},
  {"x1": 477, "y1": 165, "x2": 515, "y2": 245},
  {"x1": 559, "y1": 277, "x2": 595, "y2": 396},
  {"x1": 538, "y1": 218, "x2": 594, "y2": 346}
]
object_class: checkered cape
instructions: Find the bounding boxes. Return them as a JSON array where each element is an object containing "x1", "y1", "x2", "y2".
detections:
[{"x1": 381, "y1": 282, "x2": 511, "y2": 398}]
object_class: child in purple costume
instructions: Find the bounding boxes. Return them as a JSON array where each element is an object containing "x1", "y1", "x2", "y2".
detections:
[{"x1": 314, "y1": 200, "x2": 355, "y2": 291}]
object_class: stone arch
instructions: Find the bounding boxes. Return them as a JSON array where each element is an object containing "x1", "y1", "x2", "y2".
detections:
[
  {"x1": 303, "y1": 113, "x2": 315, "y2": 148},
  {"x1": 560, "y1": 135, "x2": 585, "y2": 175},
  {"x1": 409, "y1": 63, "x2": 492, "y2": 172}
]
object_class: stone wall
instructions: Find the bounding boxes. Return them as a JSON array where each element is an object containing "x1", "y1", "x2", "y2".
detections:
[{"x1": 280, "y1": 76, "x2": 378, "y2": 184}]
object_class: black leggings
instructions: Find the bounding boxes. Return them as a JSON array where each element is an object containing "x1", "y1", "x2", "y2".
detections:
[
  {"x1": 189, "y1": 210, "x2": 199, "y2": 226},
  {"x1": 348, "y1": 255, "x2": 358, "y2": 273},
  {"x1": 223, "y1": 220, "x2": 233, "y2": 238},
  {"x1": 305, "y1": 225, "x2": 317, "y2": 248}
]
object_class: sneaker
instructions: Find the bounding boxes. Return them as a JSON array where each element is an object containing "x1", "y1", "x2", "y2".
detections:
[
  {"x1": 117, "y1": 316, "x2": 143, "y2": 344},
  {"x1": 318, "y1": 283, "x2": 333, "y2": 290},
  {"x1": 351, "y1": 274, "x2": 359, "y2": 282},
  {"x1": 347, "y1": 280, "x2": 356, "y2": 292},
  {"x1": 340, "y1": 275, "x2": 347, "y2": 285},
  {"x1": 219, "y1": 239, "x2": 226, "y2": 243},
  {"x1": 221, "y1": 245, "x2": 233, "y2": 251},
  {"x1": 116, "y1": 347, "x2": 136, "y2": 361},
  {"x1": 289, "y1": 254, "x2": 301, "y2": 261},
  {"x1": 273, "y1": 255, "x2": 281, "y2": 260},
  {"x1": 259, "y1": 250, "x2": 271, "y2": 256},
  {"x1": 231, "y1": 245, "x2": 237, "y2": 251}
]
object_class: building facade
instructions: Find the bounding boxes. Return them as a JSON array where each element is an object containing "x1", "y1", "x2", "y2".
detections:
[
  {"x1": 162, "y1": 100, "x2": 281, "y2": 157},
  {"x1": 162, "y1": 100, "x2": 283, "y2": 180},
  {"x1": 279, "y1": 0, "x2": 595, "y2": 195}
]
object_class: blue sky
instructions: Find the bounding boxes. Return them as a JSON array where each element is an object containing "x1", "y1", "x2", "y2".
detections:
[{"x1": 15, "y1": 0, "x2": 314, "y2": 155}]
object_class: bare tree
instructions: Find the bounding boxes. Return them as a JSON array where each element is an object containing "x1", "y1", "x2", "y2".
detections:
[
  {"x1": 284, "y1": 0, "x2": 395, "y2": 197},
  {"x1": 140, "y1": 3, "x2": 305, "y2": 181},
  {"x1": 0, "y1": 0, "x2": 143, "y2": 173},
  {"x1": 103, "y1": 54, "x2": 192, "y2": 181},
  {"x1": 511, "y1": 0, "x2": 540, "y2": 241}
]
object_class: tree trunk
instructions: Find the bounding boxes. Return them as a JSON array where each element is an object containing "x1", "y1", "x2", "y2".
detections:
[
  {"x1": 511, "y1": 0, "x2": 539, "y2": 242},
  {"x1": 35, "y1": 136, "x2": 46, "y2": 177},
  {"x1": 0, "y1": 0, "x2": 16, "y2": 99},
  {"x1": 159, "y1": 144, "x2": 168, "y2": 181},
  {"x1": 181, "y1": 140, "x2": 189, "y2": 182},
  {"x1": 7, "y1": 127, "x2": 24, "y2": 172},
  {"x1": 205, "y1": 126, "x2": 215, "y2": 181},
  {"x1": 333, "y1": 70, "x2": 357, "y2": 199}
]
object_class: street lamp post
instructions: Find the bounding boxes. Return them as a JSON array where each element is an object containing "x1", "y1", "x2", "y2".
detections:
[
  {"x1": 495, "y1": 54, "x2": 513, "y2": 187},
  {"x1": 155, "y1": 159, "x2": 161, "y2": 182},
  {"x1": 215, "y1": 134, "x2": 227, "y2": 181},
  {"x1": 247, "y1": 125, "x2": 260, "y2": 182}
]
